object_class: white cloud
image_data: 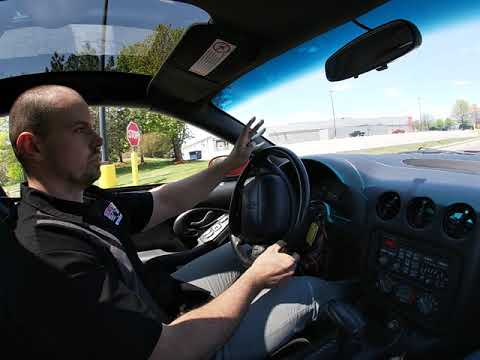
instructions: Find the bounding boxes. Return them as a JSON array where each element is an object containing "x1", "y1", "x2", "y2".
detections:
[{"x1": 453, "y1": 80, "x2": 472, "y2": 86}]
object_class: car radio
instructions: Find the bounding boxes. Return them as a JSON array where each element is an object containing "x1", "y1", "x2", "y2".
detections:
[{"x1": 368, "y1": 231, "x2": 461, "y2": 330}]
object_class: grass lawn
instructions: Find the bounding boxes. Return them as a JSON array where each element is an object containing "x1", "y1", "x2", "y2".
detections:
[
  {"x1": 2, "y1": 137, "x2": 478, "y2": 196},
  {"x1": 111, "y1": 158, "x2": 208, "y2": 187},
  {"x1": 2, "y1": 158, "x2": 208, "y2": 197},
  {"x1": 345, "y1": 137, "x2": 478, "y2": 155}
]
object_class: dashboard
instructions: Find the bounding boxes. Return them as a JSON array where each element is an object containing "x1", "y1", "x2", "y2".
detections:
[
  {"x1": 307, "y1": 161, "x2": 354, "y2": 221},
  {"x1": 301, "y1": 152, "x2": 480, "y2": 341}
]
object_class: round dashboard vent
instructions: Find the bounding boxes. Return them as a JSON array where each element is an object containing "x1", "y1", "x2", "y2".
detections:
[
  {"x1": 407, "y1": 197, "x2": 436, "y2": 229},
  {"x1": 376, "y1": 192, "x2": 401, "y2": 220},
  {"x1": 443, "y1": 203, "x2": 476, "y2": 239}
]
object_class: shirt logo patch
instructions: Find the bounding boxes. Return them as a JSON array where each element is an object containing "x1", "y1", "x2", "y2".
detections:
[{"x1": 104, "y1": 202, "x2": 123, "y2": 225}]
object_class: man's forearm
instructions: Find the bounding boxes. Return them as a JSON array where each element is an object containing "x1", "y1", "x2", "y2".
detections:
[
  {"x1": 150, "y1": 270, "x2": 261, "y2": 360},
  {"x1": 147, "y1": 159, "x2": 235, "y2": 226}
]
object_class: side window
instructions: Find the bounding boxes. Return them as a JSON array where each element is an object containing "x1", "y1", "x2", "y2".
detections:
[
  {"x1": 0, "y1": 116, "x2": 23, "y2": 197},
  {"x1": 0, "y1": 108, "x2": 235, "y2": 196},
  {"x1": 93, "y1": 107, "x2": 233, "y2": 188}
]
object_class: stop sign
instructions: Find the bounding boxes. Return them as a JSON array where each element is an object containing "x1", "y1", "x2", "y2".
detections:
[{"x1": 126, "y1": 121, "x2": 141, "y2": 146}]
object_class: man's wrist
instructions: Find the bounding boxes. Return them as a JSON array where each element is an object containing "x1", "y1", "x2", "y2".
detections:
[
  {"x1": 219, "y1": 156, "x2": 239, "y2": 173},
  {"x1": 241, "y1": 268, "x2": 263, "y2": 293}
]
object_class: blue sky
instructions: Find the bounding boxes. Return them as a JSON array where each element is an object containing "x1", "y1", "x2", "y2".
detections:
[{"x1": 226, "y1": 18, "x2": 480, "y2": 128}]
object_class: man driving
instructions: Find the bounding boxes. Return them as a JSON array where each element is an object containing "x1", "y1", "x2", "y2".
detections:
[{"x1": 9, "y1": 85, "x2": 350, "y2": 359}]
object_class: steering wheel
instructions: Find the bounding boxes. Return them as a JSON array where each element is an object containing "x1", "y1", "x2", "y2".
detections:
[{"x1": 229, "y1": 146, "x2": 310, "y2": 267}]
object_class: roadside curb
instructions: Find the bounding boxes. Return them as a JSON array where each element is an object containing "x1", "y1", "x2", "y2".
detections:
[{"x1": 433, "y1": 136, "x2": 480, "y2": 149}]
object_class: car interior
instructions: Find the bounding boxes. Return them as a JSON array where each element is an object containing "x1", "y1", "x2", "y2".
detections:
[{"x1": 1, "y1": 0, "x2": 480, "y2": 359}]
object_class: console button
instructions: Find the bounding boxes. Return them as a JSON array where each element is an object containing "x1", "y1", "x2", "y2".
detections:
[
  {"x1": 378, "y1": 256, "x2": 389, "y2": 266},
  {"x1": 437, "y1": 260, "x2": 449, "y2": 270},
  {"x1": 378, "y1": 275, "x2": 395, "y2": 294},
  {"x1": 396, "y1": 285, "x2": 415, "y2": 304},
  {"x1": 417, "y1": 294, "x2": 438, "y2": 316}
]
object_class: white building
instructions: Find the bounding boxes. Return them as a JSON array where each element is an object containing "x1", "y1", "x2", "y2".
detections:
[
  {"x1": 182, "y1": 135, "x2": 233, "y2": 161},
  {"x1": 182, "y1": 116, "x2": 413, "y2": 160},
  {"x1": 268, "y1": 116, "x2": 412, "y2": 143}
]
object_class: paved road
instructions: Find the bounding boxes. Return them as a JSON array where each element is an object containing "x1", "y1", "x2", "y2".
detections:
[{"x1": 441, "y1": 138, "x2": 480, "y2": 152}]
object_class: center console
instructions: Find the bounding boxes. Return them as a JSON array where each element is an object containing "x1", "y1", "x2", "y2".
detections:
[{"x1": 366, "y1": 230, "x2": 462, "y2": 331}]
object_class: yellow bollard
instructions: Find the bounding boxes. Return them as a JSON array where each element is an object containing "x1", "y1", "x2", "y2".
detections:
[
  {"x1": 98, "y1": 163, "x2": 117, "y2": 189},
  {"x1": 131, "y1": 150, "x2": 139, "y2": 185}
]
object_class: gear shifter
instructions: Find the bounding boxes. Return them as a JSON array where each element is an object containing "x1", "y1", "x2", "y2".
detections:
[
  {"x1": 323, "y1": 300, "x2": 368, "y2": 359},
  {"x1": 326, "y1": 300, "x2": 367, "y2": 338},
  {"x1": 322, "y1": 300, "x2": 406, "y2": 360}
]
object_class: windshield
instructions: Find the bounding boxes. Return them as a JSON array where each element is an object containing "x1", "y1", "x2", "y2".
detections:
[
  {"x1": 213, "y1": 0, "x2": 480, "y2": 156},
  {"x1": 0, "y1": 0, "x2": 209, "y2": 78}
]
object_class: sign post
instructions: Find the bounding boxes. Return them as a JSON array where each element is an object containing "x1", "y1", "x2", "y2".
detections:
[{"x1": 126, "y1": 121, "x2": 141, "y2": 186}]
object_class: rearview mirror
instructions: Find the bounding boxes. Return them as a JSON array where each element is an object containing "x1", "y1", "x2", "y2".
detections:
[{"x1": 325, "y1": 20, "x2": 422, "y2": 82}]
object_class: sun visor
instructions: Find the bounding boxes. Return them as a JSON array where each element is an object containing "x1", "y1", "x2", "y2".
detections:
[{"x1": 148, "y1": 24, "x2": 258, "y2": 103}]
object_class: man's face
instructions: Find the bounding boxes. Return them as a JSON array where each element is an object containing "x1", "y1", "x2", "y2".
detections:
[{"x1": 40, "y1": 96, "x2": 103, "y2": 188}]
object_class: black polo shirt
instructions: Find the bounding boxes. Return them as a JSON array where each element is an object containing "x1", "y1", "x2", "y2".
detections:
[{"x1": 11, "y1": 183, "x2": 165, "y2": 359}]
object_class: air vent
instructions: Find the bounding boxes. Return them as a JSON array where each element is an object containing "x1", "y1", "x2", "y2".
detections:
[
  {"x1": 407, "y1": 197, "x2": 436, "y2": 229},
  {"x1": 376, "y1": 192, "x2": 401, "y2": 220},
  {"x1": 443, "y1": 203, "x2": 476, "y2": 239}
]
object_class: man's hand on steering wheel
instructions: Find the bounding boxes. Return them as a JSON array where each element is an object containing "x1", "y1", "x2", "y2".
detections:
[
  {"x1": 244, "y1": 242, "x2": 300, "y2": 289},
  {"x1": 223, "y1": 116, "x2": 266, "y2": 171}
]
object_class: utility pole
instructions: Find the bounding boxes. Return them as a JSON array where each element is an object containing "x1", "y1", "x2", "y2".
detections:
[
  {"x1": 329, "y1": 90, "x2": 337, "y2": 138},
  {"x1": 99, "y1": 0, "x2": 109, "y2": 162},
  {"x1": 417, "y1": 97, "x2": 423, "y2": 131}
]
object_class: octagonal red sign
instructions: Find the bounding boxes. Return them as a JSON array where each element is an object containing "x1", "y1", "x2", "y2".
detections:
[{"x1": 126, "y1": 121, "x2": 141, "y2": 146}]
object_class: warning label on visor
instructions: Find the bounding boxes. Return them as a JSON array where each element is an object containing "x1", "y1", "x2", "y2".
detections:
[{"x1": 189, "y1": 39, "x2": 237, "y2": 77}]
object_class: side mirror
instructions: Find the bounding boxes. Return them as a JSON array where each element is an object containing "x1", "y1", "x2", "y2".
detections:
[
  {"x1": 325, "y1": 20, "x2": 422, "y2": 82},
  {"x1": 208, "y1": 156, "x2": 248, "y2": 177}
]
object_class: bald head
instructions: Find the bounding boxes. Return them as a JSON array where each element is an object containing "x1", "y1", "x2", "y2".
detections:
[
  {"x1": 8, "y1": 85, "x2": 102, "y2": 191},
  {"x1": 9, "y1": 85, "x2": 86, "y2": 163}
]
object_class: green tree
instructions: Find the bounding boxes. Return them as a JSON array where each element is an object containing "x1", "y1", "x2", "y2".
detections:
[
  {"x1": 0, "y1": 132, "x2": 23, "y2": 185},
  {"x1": 130, "y1": 109, "x2": 190, "y2": 162},
  {"x1": 444, "y1": 118, "x2": 457, "y2": 128},
  {"x1": 0, "y1": 116, "x2": 8, "y2": 133},
  {"x1": 140, "y1": 132, "x2": 171, "y2": 158},
  {"x1": 0, "y1": 132, "x2": 9, "y2": 184},
  {"x1": 45, "y1": 43, "x2": 116, "y2": 72},
  {"x1": 6, "y1": 151, "x2": 23, "y2": 182},
  {"x1": 104, "y1": 107, "x2": 132, "y2": 162},
  {"x1": 45, "y1": 25, "x2": 190, "y2": 162},
  {"x1": 115, "y1": 24, "x2": 189, "y2": 161},
  {"x1": 452, "y1": 99, "x2": 471, "y2": 127},
  {"x1": 116, "y1": 24, "x2": 184, "y2": 75},
  {"x1": 434, "y1": 119, "x2": 445, "y2": 129}
]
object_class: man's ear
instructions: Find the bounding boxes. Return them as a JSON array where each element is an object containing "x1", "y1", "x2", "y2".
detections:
[{"x1": 16, "y1": 132, "x2": 43, "y2": 161}]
